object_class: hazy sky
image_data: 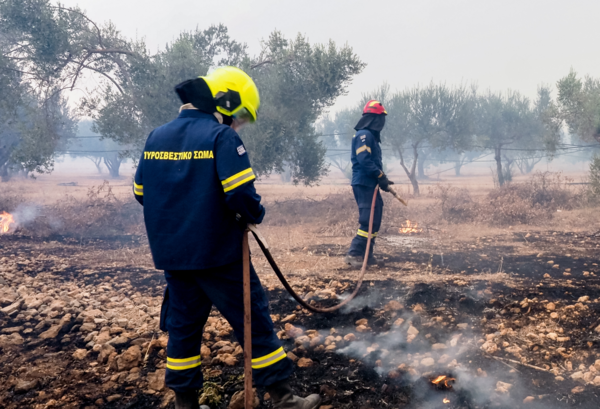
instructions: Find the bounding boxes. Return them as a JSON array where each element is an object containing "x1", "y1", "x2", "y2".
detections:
[{"x1": 60, "y1": 0, "x2": 599, "y2": 112}]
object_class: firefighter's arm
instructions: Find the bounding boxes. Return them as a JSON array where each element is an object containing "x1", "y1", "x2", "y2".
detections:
[
  {"x1": 355, "y1": 132, "x2": 384, "y2": 179},
  {"x1": 216, "y1": 128, "x2": 265, "y2": 224},
  {"x1": 133, "y1": 152, "x2": 144, "y2": 206}
]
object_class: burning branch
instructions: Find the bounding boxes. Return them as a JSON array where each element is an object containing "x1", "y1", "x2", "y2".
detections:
[{"x1": 431, "y1": 375, "x2": 456, "y2": 389}]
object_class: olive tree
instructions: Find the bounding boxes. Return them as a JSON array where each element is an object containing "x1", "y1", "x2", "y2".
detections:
[
  {"x1": 0, "y1": 0, "x2": 131, "y2": 179},
  {"x1": 241, "y1": 32, "x2": 365, "y2": 184},
  {"x1": 477, "y1": 88, "x2": 560, "y2": 186},
  {"x1": 554, "y1": 70, "x2": 600, "y2": 144},
  {"x1": 385, "y1": 83, "x2": 475, "y2": 195}
]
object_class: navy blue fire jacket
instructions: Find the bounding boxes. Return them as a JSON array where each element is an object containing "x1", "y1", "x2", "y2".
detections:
[
  {"x1": 133, "y1": 110, "x2": 265, "y2": 270},
  {"x1": 350, "y1": 129, "x2": 384, "y2": 187}
]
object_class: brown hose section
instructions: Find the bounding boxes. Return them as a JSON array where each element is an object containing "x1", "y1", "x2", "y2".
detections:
[
  {"x1": 242, "y1": 231, "x2": 253, "y2": 408},
  {"x1": 251, "y1": 186, "x2": 379, "y2": 313}
]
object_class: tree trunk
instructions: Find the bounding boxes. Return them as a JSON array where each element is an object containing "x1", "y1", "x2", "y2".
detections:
[
  {"x1": 454, "y1": 162, "x2": 462, "y2": 176},
  {"x1": 280, "y1": 163, "x2": 292, "y2": 183},
  {"x1": 0, "y1": 164, "x2": 10, "y2": 182},
  {"x1": 86, "y1": 156, "x2": 103, "y2": 173},
  {"x1": 417, "y1": 154, "x2": 428, "y2": 180},
  {"x1": 526, "y1": 161, "x2": 535, "y2": 174},
  {"x1": 503, "y1": 157, "x2": 514, "y2": 183},
  {"x1": 495, "y1": 146, "x2": 505, "y2": 186},
  {"x1": 408, "y1": 172, "x2": 420, "y2": 195},
  {"x1": 524, "y1": 157, "x2": 542, "y2": 174},
  {"x1": 103, "y1": 153, "x2": 122, "y2": 178},
  {"x1": 330, "y1": 158, "x2": 351, "y2": 180},
  {"x1": 397, "y1": 145, "x2": 420, "y2": 196}
]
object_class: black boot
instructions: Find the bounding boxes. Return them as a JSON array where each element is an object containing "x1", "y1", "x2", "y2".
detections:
[
  {"x1": 367, "y1": 254, "x2": 384, "y2": 267},
  {"x1": 175, "y1": 390, "x2": 200, "y2": 409},
  {"x1": 266, "y1": 379, "x2": 321, "y2": 409},
  {"x1": 344, "y1": 254, "x2": 364, "y2": 269}
]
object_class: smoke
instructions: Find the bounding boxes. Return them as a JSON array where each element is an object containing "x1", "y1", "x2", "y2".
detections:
[
  {"x1": 4, "y1": 202, "x2": 64, "y2": 232},
  {"x1": 333, "y1": 313, "x2": 545, "y2": 409},
  {"x1": 11, "y1": 203, "x2": 41, "y2": 228},
  {"x1": 339, "y1": 291, "x2": 388, "y2": 313}
]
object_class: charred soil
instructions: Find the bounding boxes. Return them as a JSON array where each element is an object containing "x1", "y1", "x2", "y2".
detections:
[{"x1": 0, "y1": 199, "x2": 599, "y2": 408}]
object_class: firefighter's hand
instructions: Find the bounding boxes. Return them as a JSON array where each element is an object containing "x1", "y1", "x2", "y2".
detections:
[{"x1": 378, "y1": 174, "x2": 394, "y2": 192}]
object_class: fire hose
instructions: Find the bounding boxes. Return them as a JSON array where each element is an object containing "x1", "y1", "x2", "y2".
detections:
[
  {"x1": 246, "y1": 185, "x2": 407, "y2": 313},
  {"x1": 241, "y1": 185, "x2": 407, "y2": 407}
]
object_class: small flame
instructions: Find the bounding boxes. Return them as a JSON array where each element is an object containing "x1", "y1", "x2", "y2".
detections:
[
  {"x1": 399, "y1": 220, "x2": 423, "y2": 234},
  {"x1": 443, "y1": 398, "x2": 450, "y2": 404},
  {"x1": 0, "y1": 211, "x2": 15, "y2": 234},
  {"x1": 431, "y1": 375, "x2": 456, "y2": 388},
  {"x1": 432, "y1": 375, "x2": 447, "y2": 384}
]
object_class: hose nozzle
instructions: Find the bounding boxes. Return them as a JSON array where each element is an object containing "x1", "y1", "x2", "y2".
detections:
[{"x1": 387, "y1": 186, "x2": 408, "y2": 206}]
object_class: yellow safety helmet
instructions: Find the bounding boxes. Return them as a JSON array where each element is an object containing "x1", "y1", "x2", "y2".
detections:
[{"x1": 201, "y1": 66, "x2": 260, "y2": 123}]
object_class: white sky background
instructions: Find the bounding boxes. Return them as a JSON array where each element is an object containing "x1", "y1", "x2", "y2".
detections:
[{"x1": 61, "y1": 0, "x2": 599, "y2": 112}]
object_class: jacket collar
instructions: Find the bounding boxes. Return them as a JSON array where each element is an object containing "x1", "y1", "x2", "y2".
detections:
[{"x1": 177, "y1": 109, "x2": 218, "y2": 122}]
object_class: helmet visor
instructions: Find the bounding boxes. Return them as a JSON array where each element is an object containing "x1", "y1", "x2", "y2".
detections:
[{"x1": 233, "y1": 107, "x2": 255, "y2": 124}]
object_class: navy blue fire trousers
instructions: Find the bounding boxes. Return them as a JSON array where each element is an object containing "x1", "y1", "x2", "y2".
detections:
[
  {"x1": 347, "y1": 185, "x2": 383, "y2": 259},
  {"x1": 160, "y1": 259, "x2": 293, "y2": 392}
]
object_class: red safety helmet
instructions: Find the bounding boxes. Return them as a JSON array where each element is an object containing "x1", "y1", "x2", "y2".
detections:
[{"x1": 363, "y1": 100, "x2": 387, "y2": 115}]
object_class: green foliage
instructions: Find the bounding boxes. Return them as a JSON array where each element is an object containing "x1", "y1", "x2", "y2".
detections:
[
  {"x1": 9, "y1": 95, "x2": 76, "y2": 175},
  {"x1": 241, "y1": 32, "x2": 365, "y2": 184},
  {"x1": 90, "y1": 29, "x2": 364, "y2": 185},
  {"x1": 1, "y1": 0, "x2": 134, "y2": 98},
  {"x1": 384, "y1": 83, "x2": 476, "y2": 194},
  {"x1": 0, "y1": 91, "x2": 75, "y2": 180},
  {"x1": 476, "y1": 88, "x2": 559, "y2": 185},
  {"x1": 0, "y1": 19, "x2": 76, "y2": 180},
  {"x1": 589, "y1": 153, "x2": 600, "y2": 201},
  {"x1": 320, "y1": 83, "x2": 478, "y2": 191},
  {"x1": 2, "y1": 3, "x2": 364, "y2": 184},
  {"x1": 555, "y1": 70, "x2": 600, "y2": 143},
  {"x1": 88, "y1": 24, "x2": 247, "y2": 149},
  {"x1": 326, "y1": 83, "x2": 561, "y2": 190},
  {"x1": 0, "y1": 0, "x2": 131, "y2": 180}
]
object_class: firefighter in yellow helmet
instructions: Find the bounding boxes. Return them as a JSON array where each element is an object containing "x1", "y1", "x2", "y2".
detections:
[{"x1": 134, "y1": 67, "x2": 321, "y2": 409}]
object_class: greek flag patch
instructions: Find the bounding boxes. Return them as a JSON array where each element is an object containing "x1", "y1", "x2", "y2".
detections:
[{"x1": 237, "y1": 145, "x2": 246, "y2": 156}]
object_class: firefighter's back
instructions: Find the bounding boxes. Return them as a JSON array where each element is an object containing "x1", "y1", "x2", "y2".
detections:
[{"x1": 140, "y1": 110, "x2": 244, "y2": 270}]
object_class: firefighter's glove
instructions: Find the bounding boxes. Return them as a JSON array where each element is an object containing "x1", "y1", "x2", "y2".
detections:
[{"x1": 378, "y1": 174, "x2": 394, "y2": 192}]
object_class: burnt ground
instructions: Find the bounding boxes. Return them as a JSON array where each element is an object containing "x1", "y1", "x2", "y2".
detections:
[{"x1": 0, "y1": 227, "x2": 599, "y2": 409}]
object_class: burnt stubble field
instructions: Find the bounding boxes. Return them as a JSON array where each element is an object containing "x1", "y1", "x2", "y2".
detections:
[{"x1": 0, "y1": 173, "x2": 599, "y2": 409}]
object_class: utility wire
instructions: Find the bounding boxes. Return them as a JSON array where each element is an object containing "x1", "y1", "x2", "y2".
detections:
[{"x1": 325, "y1": 143, "x2": 599, "y2": 153}]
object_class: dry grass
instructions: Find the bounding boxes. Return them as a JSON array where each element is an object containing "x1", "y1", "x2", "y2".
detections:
[
  {"x1": 0, "y1": 184, "x2": 24, "y2": 215},
  {"x1": 2, "y1": 181, "x2": 144, "y2": 237},
  {"x1": 434, "y1": 172, "x2": 590, "y2": 226},
  {"x1": 0, "y1": 171, "x2": 597, "y2": 245}
]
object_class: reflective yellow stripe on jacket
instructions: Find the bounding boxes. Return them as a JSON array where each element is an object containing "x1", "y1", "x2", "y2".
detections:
[
  {"x1": 356, "y1": 145, "x2": 371, "y2": 155},
  {"x1": 251, "y1": 347, "x2": 286, "y2": 369},
  {"x1": 134, "y1": 182, "x2": 143, "y2": 196},
  {"x1": 222, "y1": 168, "x2": 255, "y2": 193}
]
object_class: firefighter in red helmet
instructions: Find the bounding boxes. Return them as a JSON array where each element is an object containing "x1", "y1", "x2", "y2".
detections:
[{"x1": 344, "y1": 100, "x2": 393, "y2": 268}]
